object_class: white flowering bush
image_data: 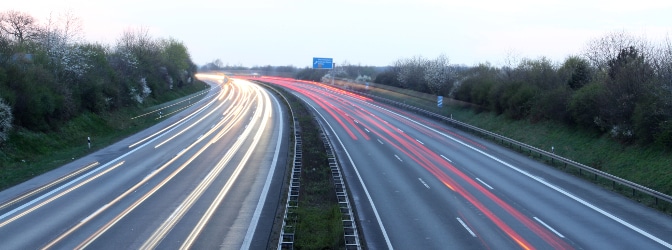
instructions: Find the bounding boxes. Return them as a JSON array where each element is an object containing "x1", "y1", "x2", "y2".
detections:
[{"x1": 0, "y1": 98, "x2": 13, "y2": 143}]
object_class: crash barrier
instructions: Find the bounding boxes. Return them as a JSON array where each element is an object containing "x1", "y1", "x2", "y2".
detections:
[
  {"x1": 256, "y1": 80, "x2": 362, "y2": 249},
  {"x1": 316, "y1": 119, "x2": 362, "y2": 250},
  {"x1": 253, "y1": 82, "x2": 300, "y2": 249},
  {"x1": 342, "y1": 86, "x2": 672, "y2": 207}
]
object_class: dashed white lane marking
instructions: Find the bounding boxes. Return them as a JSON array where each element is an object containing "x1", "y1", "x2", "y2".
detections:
[
  {"x1": 440, "y1": 154, "x2": 452, "y2": 162},
  {"x1": 394, "y1": 155, "x2": 403, "y2": 162},
  {"x1": 418, "y1": 178, "x2": 430, "y2": 189},
  {"x1": 457, "y1": 217, "x2": 477, "y2": 237},
  {"x1": 364, "y1": 128, "x2": 370, "y2": 133},
  {"x1": 534, "y1": 217, "x2": 565, "y2": 238},
  {"x1": 475, "y1": 178, "x2": 494, "y2": 190},
  {"x1": 416, "y1": 139, "x2": 424, "y2": 145},
  {"x1": 377, "y1": 139, "x2": 384, "y2": 145}
]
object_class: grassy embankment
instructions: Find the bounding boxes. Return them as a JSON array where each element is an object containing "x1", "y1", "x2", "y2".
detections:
[
  {"x1": 0, "y1": 81, "x2": 210, "y2": 191},
  {"x1": 262, "y1": 82, "x2": 344, "y2": 249},
  {"x1": 336, "y1": 80, "x2": 672, "y2": 212}
]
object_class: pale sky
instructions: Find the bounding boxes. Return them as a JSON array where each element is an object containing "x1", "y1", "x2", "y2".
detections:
[{"x1": 5, "y1": 0, "x2": 672, "y2": 67}]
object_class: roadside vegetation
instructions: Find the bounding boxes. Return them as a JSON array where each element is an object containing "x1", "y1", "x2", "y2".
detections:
[
  {"x1": 308, "y1": 31, "x2": 671, "y2": 208},
  {"x1": 0, "y1": 10, "x2": 203, "y2": 190},
  {"x1": 260, "y1": 82, "x2": 343, "y2": 249},
  {"x1": 376, "y1": 31, "x2": 672, "y2": 151}
]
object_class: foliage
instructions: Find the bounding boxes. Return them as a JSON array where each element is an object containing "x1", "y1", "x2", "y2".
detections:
[
  {"x1": 0, "y1": 11, "x2": 197, "y2": 136},
  {"x1": 0, "y1": 98, "x2": 12, "y2": 143},
  {"x1": 295, "y1": 67, "x2": 328, "y2": 82},
  {"x1": 375, "y1": 32, "x2": 672, "y2": 149}
]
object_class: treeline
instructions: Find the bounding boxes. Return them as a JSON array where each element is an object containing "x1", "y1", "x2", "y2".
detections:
[
  {"x1": 374, "y1": 54, "x2": 467, "y2": 97},
  {"x1": 376, "y1": 31, "x2": 672, "y2": 148},
  {"x1": 200, "y1": 59, "x2": 298, "y2": 75},
  {"x1": 0, "y1": 10, "x2": 197, "y2": 139},
  {"x1": 295, "y1": 62, "x2": 379, "y2": 82}
]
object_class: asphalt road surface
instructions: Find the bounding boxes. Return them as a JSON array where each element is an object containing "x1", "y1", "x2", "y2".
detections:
[
  {"x1": 256, "y1": 77, "x2": 672, "y2": 250},
  {"x1": 0, "y1": 76, "x2": 288, "y2": 249}
]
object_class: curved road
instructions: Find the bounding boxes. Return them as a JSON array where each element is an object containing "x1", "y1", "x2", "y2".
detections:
[
  {"x1": 0, "y1": 77, "x2": 288, "y2": 249},
  {"x1": 257, "y1": 77, "x2": 672, "y2": 250}
]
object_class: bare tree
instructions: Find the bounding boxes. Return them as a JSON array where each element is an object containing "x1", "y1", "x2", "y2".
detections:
[
  {"x1": 0, "y1": 10, "x2": 40, "y2": 45},
  {"x1": 583, "y1": 31, "x2": 651, "y2": 73}
]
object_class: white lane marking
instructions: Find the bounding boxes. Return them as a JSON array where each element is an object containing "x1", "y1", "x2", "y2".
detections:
[
  {"x1": 418, "y1": 178, "x2": 430, "y2": 189},
  {"x1": 241, "y1": 85, "x2": 284, "y2": 249},
  {"x1": 457, "y1": 217, "x2": 477, "y2": 237},
  {"x1": 534, "y1": 217, "x2": 565, "y2": 238},
  {"x1": 301, "y1": 99, "x2": 394, "y2": 249},
  {"x1": 364, "y1": 128, "x2": 370, "y2": 133},
  {"x1": 0, "y1": 88, "x2": 214, "y2": 220},
  {"x1": 475, "y1": 178, "x2": 494, "y2": 190},
  {"x1": 416, "y1": 139, "x2": 424, "y2": 145},
  {"x1": 372, "y1": 103, "x2": 672, "y2": 249},
  {"x1": 0, "y1": 103, "x2": 206, "y2": 222},
  {"x1": 394, "y1": 155, "x2": 403, "y2": 162},
  {"x1": 398, "y1": 128, "x2": 404, "y2": 133},
  {"x1": 377, "y1": 139, "x2": 384, "y2": 145},
  {"x1": 81, "y1": 203, "x2": 111, "y2": 224},
  {"x1": 440, "y1": 154, "x2": 453, "y2": 162}
]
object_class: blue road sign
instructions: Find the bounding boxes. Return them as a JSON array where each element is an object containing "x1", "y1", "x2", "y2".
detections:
[{"x1": 313, "y1": 57, "x2": 333, "y2": 69}]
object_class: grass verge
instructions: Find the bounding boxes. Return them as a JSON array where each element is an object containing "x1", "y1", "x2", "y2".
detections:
[
  {"x1": 334, "y1": 80, "x2": 672, "y2": 212},
  {"x1": 0, "y1": 81, "x2": 210, "y2": 191}
]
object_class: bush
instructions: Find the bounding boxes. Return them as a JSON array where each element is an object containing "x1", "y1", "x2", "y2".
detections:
[
  {"x1": 0, "y1": 98, "x2": 12, "y2": 143},
  {"x1": 568, "y1": 82, "x2": 605, "y2": 129}
]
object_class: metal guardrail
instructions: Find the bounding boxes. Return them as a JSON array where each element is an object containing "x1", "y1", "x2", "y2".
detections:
[
  {"x1": 255, "y1": 82, "x2": 301, "y2": 249},
  {"x1": 278, "y1": 120, "x2": 301, "y2": 249},
  {"x1": 256, "y1": 80, "x2": 362, "y2": 249},
  {"x1": 343, "y1": 88, "x2": 672, "y2": 206},
  {"x1": 316, "y1": 119, "x2": 362, "y2": 250}
]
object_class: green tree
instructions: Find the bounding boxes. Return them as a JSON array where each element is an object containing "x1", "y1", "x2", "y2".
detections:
[
  {"x1": 600, "y1": 46, "x2": 655, "y2": 140},
  {"x1": 568, "y1": 82, "x2": 606, "y2": 130},
  {"x1": 560, "y1": 56, "x2": 592, "y2": 90}
]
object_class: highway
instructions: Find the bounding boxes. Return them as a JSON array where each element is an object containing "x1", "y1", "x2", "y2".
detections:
[
  {"x1": 0, "y1": 76, "x2": 288, "y2": 249},
  {"x1": 257, "y1": 77, "x2": 672, "y2": 249}
]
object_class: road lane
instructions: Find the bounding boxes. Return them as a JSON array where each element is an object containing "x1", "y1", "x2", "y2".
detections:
[
  {"x1": 257, "y1": 77, "x2": 672, "y2": 249},
  {"x1": 0, "y1": 77, "x2": 288, "y2": 249}
]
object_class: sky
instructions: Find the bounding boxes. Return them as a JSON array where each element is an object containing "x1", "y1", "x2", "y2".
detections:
[{"x1": 4, "y1": 0, "x2": 672, "y2": 67}]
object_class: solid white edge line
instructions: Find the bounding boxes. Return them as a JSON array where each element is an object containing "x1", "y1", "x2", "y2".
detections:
[
  {"x1": 0, "y1": 98, "x2": 211, "y2": 222},
  {"x1": 301, "y1": 98, "x2": 394, "y2": 249},
  {"x1": 534, "y1": 217, "x2": 565, "y2": 238},
  {"x1": 372, "y1": 103, "x2": 672, "y2": 249},
  {"x1": 240, "y1": 88, "x2": 284, "y2": 249},
  {"x1": 457, "y1": 217, "x2": 477, "y2": 237}
]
